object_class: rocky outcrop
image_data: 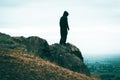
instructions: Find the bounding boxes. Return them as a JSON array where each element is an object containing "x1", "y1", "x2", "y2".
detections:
[
  {"x1": 0, "y1": 33, "x2": 49, "y2": 57},
  {"x1": 48, "y1": 43, "x2": 90, "y2": 76},
  {"x1": 0, "y1": 32, "x2": 90, "y2": 76}
]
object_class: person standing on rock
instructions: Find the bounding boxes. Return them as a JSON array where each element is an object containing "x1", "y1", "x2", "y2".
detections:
[{"x1": 59, "y1": 11, "x2": 70, "y2": 45}]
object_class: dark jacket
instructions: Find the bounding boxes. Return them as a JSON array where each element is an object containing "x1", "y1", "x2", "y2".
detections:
[{"x1": 60, "y1": 16, "x2": 69, "y2": 31}]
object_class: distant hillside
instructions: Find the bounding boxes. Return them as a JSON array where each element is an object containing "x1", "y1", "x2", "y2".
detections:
[{"x1": 0, "y1": 48, "x2": 97, "y2": 80}]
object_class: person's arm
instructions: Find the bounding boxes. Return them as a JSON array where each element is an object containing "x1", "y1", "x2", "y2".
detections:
[
  {"x1": 67, "y1": 25, "x2": 70, "y2": 30},
  {"x1": 66, "y1": 18, "x2": 70, "y2": 30}
]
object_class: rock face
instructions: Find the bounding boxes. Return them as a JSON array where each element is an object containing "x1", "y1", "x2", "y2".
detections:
[
  {"x1": 25, "y1": 37, "x2": 49, "y2": 56},
  {"x1": 48, "y1": 43, "x2": 90, "y2": 76},
  {"x1": 0, "y1": 32, "x2": 90, "y2": 76}
]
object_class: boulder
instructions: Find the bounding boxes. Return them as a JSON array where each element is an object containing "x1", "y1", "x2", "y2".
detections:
[
  {"x1": 48, "y1": 43, "x2": 90, "y2": 76},
  {"x1": 25, "y1": 36, "x2": 50, "y2": 57}
]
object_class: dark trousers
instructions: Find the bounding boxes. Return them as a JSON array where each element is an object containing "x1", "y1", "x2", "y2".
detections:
[{"x1": 60, "y1": 29, "x2": 67, "y2": 45}]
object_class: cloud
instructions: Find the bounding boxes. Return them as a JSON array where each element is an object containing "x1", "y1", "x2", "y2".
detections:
[
  {"x1": 0, "y1": 0, "x2": 24, "y2": 7},
  {"x1": 1, "y1": 0, "x2": 120, "y2": 28},
  {"x1": 0, "y1": 0, "x2": 120, "y2": 56}
]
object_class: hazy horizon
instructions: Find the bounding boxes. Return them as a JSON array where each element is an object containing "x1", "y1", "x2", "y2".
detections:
[{"x1": 0, "y1": 0, "x2": 120, "y2": 58}]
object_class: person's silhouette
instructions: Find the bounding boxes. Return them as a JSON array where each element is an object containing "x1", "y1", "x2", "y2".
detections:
[{"x1": 59, "y1": 11, "x2": 69, "y2": 45}]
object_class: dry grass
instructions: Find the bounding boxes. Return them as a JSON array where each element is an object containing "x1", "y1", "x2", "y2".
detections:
[{"x1": 0, "y1": 49, "x2": 98, "y2": 80}]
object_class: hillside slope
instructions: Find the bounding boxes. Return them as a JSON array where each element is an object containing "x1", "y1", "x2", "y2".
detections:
[
  {"x1": 0, "y1": 49, "x2": 97, "y2": 80},
  {"x1": 0, "y1": 32, "x2": 90, "y2": 76}
]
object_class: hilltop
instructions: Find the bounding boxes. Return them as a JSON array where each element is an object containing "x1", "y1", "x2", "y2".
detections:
[{"x1": 0, "y1": 32, "x2": 99, "y2": 80}]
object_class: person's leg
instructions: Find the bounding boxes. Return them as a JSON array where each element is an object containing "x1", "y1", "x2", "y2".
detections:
[
  {"x1": 60, "y1": 37, "x2": 63, "y2": 44},
  {"x1": 62, "y1": 32, "x2": 67, "y2": 45},
  {"x1": 64, "y1": 33, "x2": 67, "y2": 44},
  {"x1": 60, "y1": 30, "x2": 64, "y2": 45}
]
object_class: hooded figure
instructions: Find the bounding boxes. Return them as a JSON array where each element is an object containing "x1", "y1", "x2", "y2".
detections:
[{"x1": 59, "y1": 11, "x2": 70, "y2": 45}]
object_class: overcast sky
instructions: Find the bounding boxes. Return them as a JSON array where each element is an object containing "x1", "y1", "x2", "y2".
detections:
[{"x1": 0, "y1": 0, "x2": 120, "y2": 58}]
